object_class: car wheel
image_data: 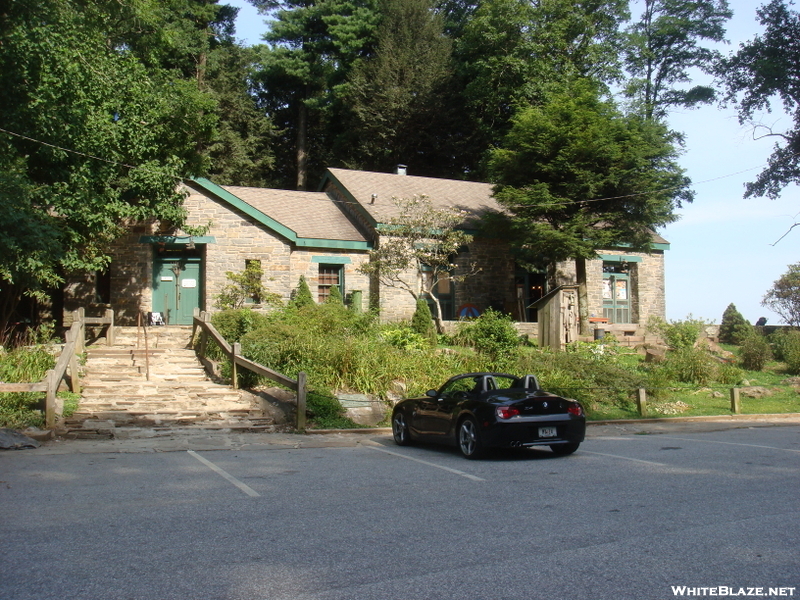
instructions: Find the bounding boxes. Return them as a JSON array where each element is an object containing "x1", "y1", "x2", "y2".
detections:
[
  {"x1": 458, "y1": 417, "x2": 484, "y2": 459},
  {"x1": 550, "y1": 442, "x2": 580, "y2": 455},
  {"x1": 392, "y1": 410, "x2": 411, "y2": 446}
]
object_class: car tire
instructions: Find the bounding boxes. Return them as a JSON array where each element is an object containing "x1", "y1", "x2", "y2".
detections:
[
  {"x1": 392, "y1": 410, "x2": 412, "y2": 446},
  {"x1": 550, "y1": 442, "x2": 580, "y2": 455},
  {"x1": 458, "y1": 417, "x2": 484, "y2": 459}
]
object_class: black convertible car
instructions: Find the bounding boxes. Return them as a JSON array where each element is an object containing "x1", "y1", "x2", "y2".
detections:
[{"x1": 391, "y1": 372, "x2": 586, "y2": 459}]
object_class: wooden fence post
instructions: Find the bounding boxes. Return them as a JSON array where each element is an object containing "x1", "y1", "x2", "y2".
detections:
[
  {"x1": 66, "y1": 328, "x2": 80, "y2": 393},
  {"x1": 75, "y1": 308, "x2": 85, "y2": 355},
  {"x1": 106, "y1": 308, "x2": 115, "y2": 346},
  {"x1": 637, "y1": 388, "x2": 648, "y2": 417},
  {"x1": 200, "y1": 311, "x2": 209, "y2": 359},
  {"x1": 730, "y1": 387, "x2": 741, "y2": 414},
  {"x1": 296, "y1": 371, "x2": 307, "y2": 432},
  {"x1": 232, "y1": 342, "x2": 240, "y2": 389},
  {"x1": 45, "y1": 369, "x2": 58, "y2": 428}
]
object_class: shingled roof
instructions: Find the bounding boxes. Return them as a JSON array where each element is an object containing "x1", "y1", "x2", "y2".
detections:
[
  {"x1": 323, "y1": 168, "x2": 502, "y2": 228},
  {"x1": 221, "y1": 185, "x2": 367, "y2": 243}
]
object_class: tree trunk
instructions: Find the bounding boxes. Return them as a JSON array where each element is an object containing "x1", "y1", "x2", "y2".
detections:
[
  {"x1": 576, "y1": 258, "x2": 589, "y2": 337},
  {"x1": 296, "y1": 95, "x2": 308, "y2": 191}
]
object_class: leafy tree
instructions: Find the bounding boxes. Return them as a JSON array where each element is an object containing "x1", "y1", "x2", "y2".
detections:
[
  {"x1": 214, "y1": 261, "x2": 281, "y2": 309},
  {"x1": 763, "y1": 262, "x2": 800, "y2": 326},
  {"x1": 358, "y1": 196, "x2": 477, "y2": 332},
  {"x1": 452, "y1": 0, "x2": 628, "y2": 174},
  {"x1": 719, "y1": 303, "x2": 753, "y2": 345},
  {"x1": 624, "y1": 0, "x2": 732, "y2": 121},
  {"x1": 488, "y1": 80, "x2": 691, "y2": 267},
  {"x1": 203, "y1": 44, "x2": 277, "y2": 187},
  {"x1": 719, "y1": 0, "x2": 800, "y2": 200},
  {"x1": 0, "y1": 0, "x2": 218, "y2": 332}
]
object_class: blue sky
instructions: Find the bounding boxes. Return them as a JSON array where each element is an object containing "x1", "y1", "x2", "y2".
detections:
[{"x1": 227, "y1": 0, "x2": 799, "y2": 326}]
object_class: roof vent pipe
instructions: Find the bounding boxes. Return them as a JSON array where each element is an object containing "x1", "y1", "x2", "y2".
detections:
[
  {"x1": 395, "y1": 164, "x2": 407, "y2": 176},
  {"x1": 370, "y1": 193, "x2": 377, "y2": 204}
]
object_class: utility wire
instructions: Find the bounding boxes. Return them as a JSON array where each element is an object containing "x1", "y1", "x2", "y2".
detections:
[{"x1": 0, "y1": 125, "x2": 771, "y2": 208}]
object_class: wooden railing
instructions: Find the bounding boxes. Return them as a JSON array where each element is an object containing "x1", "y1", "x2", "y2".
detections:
[
  {"x1": 0, "y1": 308, "x2": 114, "y2": 428},
  {"x1": 191, "y1": 309, "x2": 308, "y2": 432}
]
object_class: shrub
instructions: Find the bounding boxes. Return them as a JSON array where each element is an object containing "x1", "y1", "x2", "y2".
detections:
[
  {"x1": 380, "y1": 326, "x2": 429, "y2": 351},
  {"x1": 214, "y1": 261, "x2": 281, "y2": 310},
  {"x1": 738, "y1": 333, "x2": 771, "y2": 371},
  {"x1": 291, "y1": 275, "x2": 314, "y2": 308},
  {"x1": 325, "y1": 285, "x2": 343, "y2": 304},
  {"x1": 647, "y1": 315, "x2": 709, "y2": 350},
  {"x1": 410, "y1": 298, "x2": 437, "y2": 346},
  {"x1": 210, "y1": 309, "x2": 270, "y2": 344},
  {"x1": 662, "y1": 346, "x2": 716, "y2": 385},
  {"x1": 453, "y1": 309, "x2": 520, "y2": 369},
  {"x1": 770, "y1": 329, "x2": 800, "y2": 374},
  {"x1": 0, "y1": 342, "x2": 56, "y2": 428},
  {"x1": 719, "y1": 303, "x2": 754, "y2": 345}
]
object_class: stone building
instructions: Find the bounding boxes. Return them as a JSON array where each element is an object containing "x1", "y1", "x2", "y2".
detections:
[{"x1": 63, "y1": 167, "x2": 669, "y2": 335}]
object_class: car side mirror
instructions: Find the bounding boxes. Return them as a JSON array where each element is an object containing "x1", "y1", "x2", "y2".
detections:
[{"x1": 426, "y1": 389, "x2": 438, "y2": 398}]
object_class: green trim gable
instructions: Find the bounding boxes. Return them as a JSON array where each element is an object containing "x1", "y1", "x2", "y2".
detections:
[{"x1": 188, "y1": 178, "x2": 371, "y2": 251}]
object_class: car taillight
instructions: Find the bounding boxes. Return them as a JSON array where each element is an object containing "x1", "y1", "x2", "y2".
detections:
[
  {"x1": 567, "y1": 402, "x2": 584, "y2": 416},
  {"x1": 496, "y1": 406, "x2": 521, "y2": 419}
]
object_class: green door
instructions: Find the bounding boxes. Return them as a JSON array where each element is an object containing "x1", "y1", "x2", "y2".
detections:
[{"x1": 153, "y1": 251, "x2": 202, "y2": 325}]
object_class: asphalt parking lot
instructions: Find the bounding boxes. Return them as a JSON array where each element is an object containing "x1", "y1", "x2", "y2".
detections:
[{"x1": 1, "y1": 417, "x2": 799, "y2": 600}]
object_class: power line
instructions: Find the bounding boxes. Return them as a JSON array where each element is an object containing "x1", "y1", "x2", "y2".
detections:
[{"x1": 0, "y1": 125, "x2": 771, "y2": 208}]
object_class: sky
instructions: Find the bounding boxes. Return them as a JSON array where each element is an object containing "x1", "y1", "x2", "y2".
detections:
[{"x1": 226, "y1": 0, "x2": 798, "y2": 326}]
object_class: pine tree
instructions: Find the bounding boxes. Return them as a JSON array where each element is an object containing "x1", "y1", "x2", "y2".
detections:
[
  {"x1": 292, "y1": 275, "x2": 315, "y2": 308},
  {"x1": 411, "y1": 298, "x2": 438, "y2": 346},
  {"x1": 719, "y1": 303, "x2": 753, "y2": 345}
]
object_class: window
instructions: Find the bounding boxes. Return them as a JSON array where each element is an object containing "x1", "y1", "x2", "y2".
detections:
[{"x1": 318, "y1": 264, "x2": 343, "y2": 302}]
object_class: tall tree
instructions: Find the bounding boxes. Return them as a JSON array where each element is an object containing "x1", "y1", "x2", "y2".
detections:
[
  {"x1": 488, "y1": 80, "x2": 692, "y2": 266},
  {"x1": 623, "y1": 0, "x2": 732, "y2": 121},
  {"x1": 452, "y1": 0, "x2": 629, "y2": 176},
  {"x1": 337, "y1": 0, "x2": 454, "y2": 173},
  {"x1": 488, "y1": 80, "x2": 691, "y2": 330},
  {"x1": 203, "y1": 44, "x2": 277, "y2": 186},
  {"x1": 719, "y1": 0, "x2": 800, "y2": 200},
  {"x1": 250, "y1": 0, "x2": 379, "y2": 189},
  {"x1": 0, "y1": 0, "x2": 219, "y2": 332}
]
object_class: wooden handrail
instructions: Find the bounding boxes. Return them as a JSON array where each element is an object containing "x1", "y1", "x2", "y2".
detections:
[
  {"x1": 0, "y1": 307, "x2": 115, "y2": 428},
  {"x1": 192, "y1": 309, "x2": 307, "y2": 432}
]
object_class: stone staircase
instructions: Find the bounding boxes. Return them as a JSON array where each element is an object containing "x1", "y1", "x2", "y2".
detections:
[{"x1": 62, "y1": 326, "x2": 278, "y2": 439}]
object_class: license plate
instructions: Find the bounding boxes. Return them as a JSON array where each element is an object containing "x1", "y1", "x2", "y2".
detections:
[{"x1": 538, "y1": 427, "x2": 557, "y2": 438}]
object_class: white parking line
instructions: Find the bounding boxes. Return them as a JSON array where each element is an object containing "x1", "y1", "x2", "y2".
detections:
[
  {"x1": 367, "y1": 446, "x2": 486, "y2": 481},
  {"x1": 581, "y1": 450, "x2": 668, "y2": 466},
  {"x1": 659, "y1": 436, "x2": 800, "y2": 453},
  {"x1": 187, "y1": 450, "x2": 261, "y2": 497}
]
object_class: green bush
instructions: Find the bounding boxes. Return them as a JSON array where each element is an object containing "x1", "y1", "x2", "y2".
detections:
[
  {"x1": 770, "y1": 329, "x2": 800, "y2": 374},
  {"x1": 719, "y1": 303, "x2": 753, "y2": 345},
  {"x1": 453, "y1": 309, "x2": 520, "y2": 369},
  {"x1": 380, "y1": 326, "x2": 429, "y2": 351},
  {"x1": 0, "y1": 342, "x2": 56, "y2": 428},
  {"x1": 291, "y1": 275, "x2": 314, "y2": 308},
  {"x1": 411, "y1": 298, "x2": 437, "y2": 346},
  {"x1": 648, "y1": 315, "x2": 709, "y2": 350},
  {"x1": 663, "y1": 346, "x2": 717, "y2": 385},
  {"x1": 739, "y1": 333, "x2": 771, "y2": 371}
]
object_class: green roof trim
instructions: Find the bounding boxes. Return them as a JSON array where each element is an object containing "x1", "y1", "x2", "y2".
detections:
[
  {"x1": 600, "y1": 254, "x2": 643, "y2": 263},
  {"x1": 139, "y1": 235, "x2": 216, "y2": 244},
  {"x1": 311, "y1": 256, "x2": 352, "y2": 264},
  {"x1": 188, "y1": 177, "x2": 371, "y2": 251},
  {"x1": 610, "y1": 241, "x2": 670, "y2": 251}
]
